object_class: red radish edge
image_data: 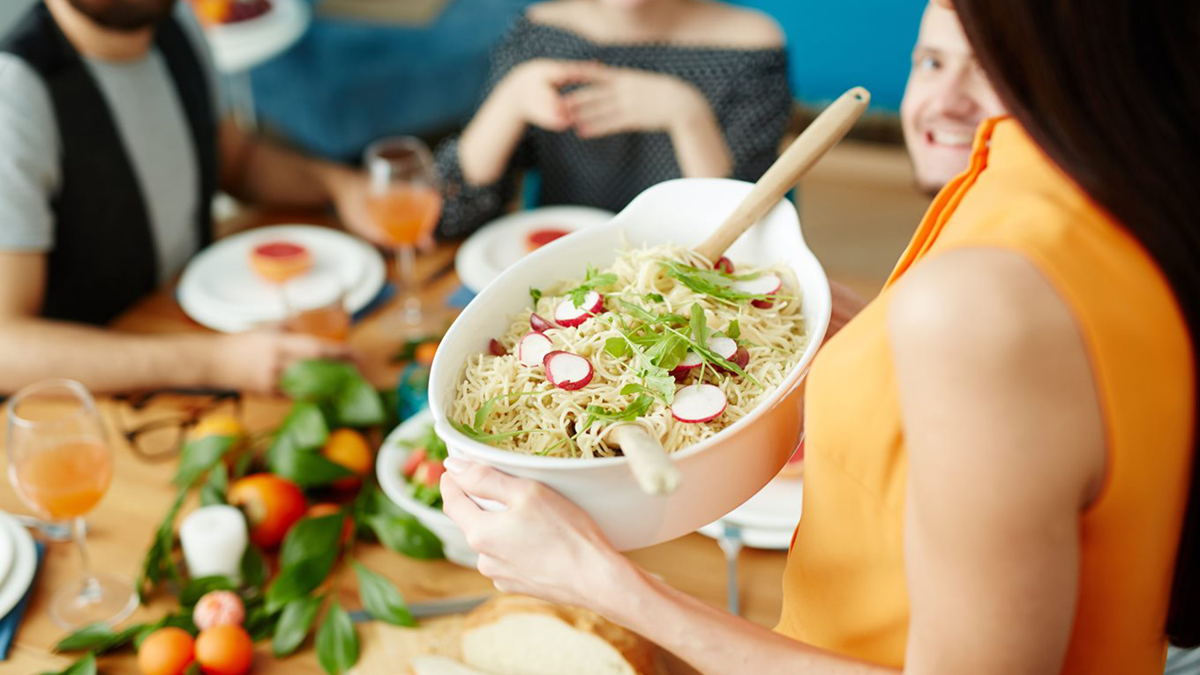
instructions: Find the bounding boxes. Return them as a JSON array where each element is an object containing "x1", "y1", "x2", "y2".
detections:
[
  {"x1": 729, "y1": 346, "x2": 751, "y2": 370},
  {"x1": 670, "y1": 351, "x2": 704, "y2": 378},
  {"x1": 488, "y1": 339, "x2": 508, "y2": 357},
  {"x1": 671, "y1": 384, "x2": 728, "y2": 423},
  {"x1": 543, "y1": 351, "x2": 594, "y2": 390},
  {"x1": 554, "y1": 292, "x2": 604, "y2": 327},
  {"x1": 517, "y1": 332, "x2": 553, "y2": 367},
  {"x1": 732, "y1": 274, "x2": 782, "y2": 309},
  {"x1": 706, "y1": 336, "x2": 738, "y2": 360},
  {"x1": 530, "y1": 313, "x2": 556, "y2": 333},
  {"x1": 715, "y1": 256, "x2": 735, "y2": 274}
]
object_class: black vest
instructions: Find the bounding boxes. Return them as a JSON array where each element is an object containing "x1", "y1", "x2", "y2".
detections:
[{"x1": 1, "y1": 4, "x2": 217, "y2": 325}]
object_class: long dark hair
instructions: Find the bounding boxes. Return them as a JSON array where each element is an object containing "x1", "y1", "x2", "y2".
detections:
[{"x1": 952, "y1": 0, "x2": 1200, "y2": 647}]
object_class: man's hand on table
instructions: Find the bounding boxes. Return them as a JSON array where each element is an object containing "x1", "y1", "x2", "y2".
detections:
[{"x1": 208, "y1": 330, "x2": 352, "y2": 394}]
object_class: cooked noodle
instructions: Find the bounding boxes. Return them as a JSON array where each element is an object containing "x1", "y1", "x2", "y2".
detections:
[{"x1": 450, "y1": 245, "x2": 807, "y2": 458}]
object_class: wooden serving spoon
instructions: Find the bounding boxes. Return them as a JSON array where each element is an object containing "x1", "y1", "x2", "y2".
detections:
[{"x1": 612, "y1": 86, "x2": 871, "y2": 496}]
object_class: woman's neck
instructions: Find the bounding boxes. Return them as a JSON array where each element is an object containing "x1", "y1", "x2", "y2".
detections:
[
  {"x1": 592, "y1": 0, "x2": 693, "y2": 42},
  {"x1": 45, "y1": 0, "x2": 155, "y2": 62}
]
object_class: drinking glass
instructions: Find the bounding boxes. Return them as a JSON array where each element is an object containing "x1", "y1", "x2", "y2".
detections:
[
  {"x1": 281, "y1": 270, "x2": 351, "y2": 341},
  {"x1": 7, "y1": 379, "x2": 136, "y2": 628},
  {"x1": 363, "y1": 136, "x2": 442, "y2": 331}
]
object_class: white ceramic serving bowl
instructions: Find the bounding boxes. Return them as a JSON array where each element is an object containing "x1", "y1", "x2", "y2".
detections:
[
  {"x1": 428, "y1": 178, "x2": 831, "y2": 550},
  {"x1": 376, "y1": 408, "x2": 477, "y2": 568}
]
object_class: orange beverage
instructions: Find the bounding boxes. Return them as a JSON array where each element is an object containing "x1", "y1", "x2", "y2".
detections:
[
  {"x1": 12, "y1": 439, "x2": 113, "y2": 519},
  {"x1": 366, "y1": 185, "x2": 443, "y2": 246},
  {"x1": 285, "y1": 304, "x2": 351, "y2": 341}
]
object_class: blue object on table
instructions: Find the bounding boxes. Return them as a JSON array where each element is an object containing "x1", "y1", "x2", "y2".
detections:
[
  {"x1": 446, "y1": 285, "x2": 476, "y2": 309},
  {"x1": 352, "y1": 281, "x2": 396, "y2": 322},
  {"x1": 395, "y1": 362, "x2": 431, "y2": 422},
  {"x1": 0, "y1": 540, "x2": 46, "y2": 661}
]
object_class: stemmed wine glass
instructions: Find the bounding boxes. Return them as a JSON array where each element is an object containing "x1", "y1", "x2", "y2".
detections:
[
  {"x1": 7, "y1": 379, "x2": 136, "y2": 628},
  {"x1": 363, "y1": 136, "x2": 443, "y2": 332}
]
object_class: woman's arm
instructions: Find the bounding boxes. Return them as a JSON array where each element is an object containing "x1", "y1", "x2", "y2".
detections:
[{"x1": 442, "y1": 247, "x2": 1105, "y2": 675}]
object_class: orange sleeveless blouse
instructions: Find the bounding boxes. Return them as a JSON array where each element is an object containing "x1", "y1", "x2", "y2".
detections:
[{"x1": 776, "y1": 118, "x2": 1194, "y2": 673}]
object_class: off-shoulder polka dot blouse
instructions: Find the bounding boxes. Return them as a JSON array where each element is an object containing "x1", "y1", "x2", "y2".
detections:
[{"x1": 434, "y1": 15, "x2": 792, "y2": 239}]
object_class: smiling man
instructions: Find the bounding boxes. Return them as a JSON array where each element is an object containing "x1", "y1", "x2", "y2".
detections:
[{"x1": 900, "y1": 1, "x2": 1005, "y2": 195}]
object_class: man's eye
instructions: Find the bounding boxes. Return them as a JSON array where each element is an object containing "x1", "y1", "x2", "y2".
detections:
[{"x1": 915, "y1": 55, "x2": 941, "y2": 72}]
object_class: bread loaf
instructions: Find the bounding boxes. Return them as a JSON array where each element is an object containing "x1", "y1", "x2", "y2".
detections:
[
  {"x1": 461, "y1": 595, "x2": 660, "y2": 675},
  {"x1": 408, "y1": 655, "x2": 495, "y2": 675}
]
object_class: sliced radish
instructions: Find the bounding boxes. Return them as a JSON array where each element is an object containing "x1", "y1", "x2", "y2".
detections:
[
  {"x1": 732, "y1": 274, "x2": 782, "y2": 309},
  {"x1": 729, "y1": 346, "x2": 751, "y2": 370},
  {"x1": 554, "y1": 292, "x2": 605, "y2": 327},
  {"x1": 402, "y1": 448, "x2": 427, "y2": 478},
  {"x1": 543, "y1": 351, "x2": 593, "y2": 390},
  {"x1": 706, "y1": 336, "x2": 738, "y2": 360},
  {"x1": 671, "y1": 384, "x2": 728, "y2": 423},
  {"x1": 670, "y1": 351, "x2": 704, "y2": 379},
  {"x1": 488, "y1": 339, "x2": 508, "y2": 357},
  {"x1": 530, "y1": 312, "x2": 556, "y2": 333},
  {"x1": 517, "y1": 332, "x2": 553, "y2": 367},
  {"x1": 714, "y1": 256, "x2": 735, "y2": 274}
]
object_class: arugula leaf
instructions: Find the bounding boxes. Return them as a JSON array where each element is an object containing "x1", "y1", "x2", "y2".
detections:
[
  {"x1": 352, "y1": 562, "x2": 417, "y2": 627},
  {"x1": 664, "y1": 325, "x2": 762, "y2": 387},
  {"x1": 604, "y1": 337, "x2": 629, "y2": 358},
  {"x1": 690, "y1": 303, "x2": 710, "y2": 346},
  {"x1": 617, "y1": 300, "x2": 659, "y2": 325},
  {"x1": 529, "y1": 287, "x2": 543, "y2": 305},
  {"x1": 566, "y1": 264, "x2": 618, "y2": 306},
  {"x1": 581, "y1": 395, "x2": 654, "y2": 432},
  {"x1": 645, "y1": 292, "x2": 665, "y2": 303},
  {"x1": 398, "y1": 425, "x2": 448, "y2": 461},
  {"x1": 726, "y1": 319, "x2": 741, "y2": 340},
  {"x1": 316, "y1": 601, "x2": 360, "y2": 675},
  {"x1": 273, "y1": 595, "x2": 323, "y2": 657},
  {"x1": 660, "y1": 260, "x2": 770, "y2": 305}
]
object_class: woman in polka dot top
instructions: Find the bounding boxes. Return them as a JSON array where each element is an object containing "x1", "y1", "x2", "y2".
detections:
[{"x1": 434, "y1": 0, "x2": 792, "y2": 239}]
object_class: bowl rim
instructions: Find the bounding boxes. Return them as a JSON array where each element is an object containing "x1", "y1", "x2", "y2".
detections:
[
  {"x1": 376, "y1": 409, "x2": 459, "y2": 529},
  {"x1": 430, "y1": 178, "x2": 832, "y2": 470}
]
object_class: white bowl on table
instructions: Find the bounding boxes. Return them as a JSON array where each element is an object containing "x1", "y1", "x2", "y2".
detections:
[
  {"x1": 428, "y1": 178, "x2": 831, "y2": 551},
  {"x1": 376, "y1": 408, "x2": 477, "y2": 568}
]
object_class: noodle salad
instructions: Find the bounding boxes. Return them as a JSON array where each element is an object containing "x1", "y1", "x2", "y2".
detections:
[{"x1": 450, "y1": 245, "x2": 808, "y2": 458}]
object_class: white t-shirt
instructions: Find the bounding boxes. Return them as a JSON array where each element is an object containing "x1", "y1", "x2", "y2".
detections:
[{"x1": 0, "y1": 3, "x2": 221, "y2": 281}]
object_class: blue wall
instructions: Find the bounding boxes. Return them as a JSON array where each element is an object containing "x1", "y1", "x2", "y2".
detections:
[{"x1": 733, "y1": 0, "x2": 925, "y2": 111}]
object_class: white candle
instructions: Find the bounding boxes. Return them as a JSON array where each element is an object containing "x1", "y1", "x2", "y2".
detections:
[{"x1": 180, "y1": 505, "x2": 248, "y2": 581}]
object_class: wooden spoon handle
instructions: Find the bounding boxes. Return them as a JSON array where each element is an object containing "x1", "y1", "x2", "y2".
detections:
[
  {"x1": 609, "y1": 424, "x2": 681, "y2": 495},
  {"x1": 694, "y1": 86, "x2": 871, "y2": 262}
]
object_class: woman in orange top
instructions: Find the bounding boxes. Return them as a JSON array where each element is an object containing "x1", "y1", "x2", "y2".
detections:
[{"x1": 440, "y1": 0, "x2": 1200, "y2": 672}]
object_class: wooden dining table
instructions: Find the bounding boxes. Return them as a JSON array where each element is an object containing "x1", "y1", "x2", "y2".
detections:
[{"x1": 0, "y1": 208, "x2": 792, "y2": 675}]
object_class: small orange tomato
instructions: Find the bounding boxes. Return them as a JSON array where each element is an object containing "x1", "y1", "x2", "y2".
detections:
[
  {"x1": 414, "y1": 341, "x2": 439, "y2": 366},
  {"x1": 137, "y1": 627, "x2": 195, "y2": 675},
  {"x1": 194, "y1": 624, "x2": 254, "y2": 675}
]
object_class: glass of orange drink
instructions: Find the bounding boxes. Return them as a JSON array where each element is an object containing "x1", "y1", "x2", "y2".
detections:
[
  {"x1": 363, "y1": 136, "x2": 442, "y2": 331},
  {"x1": 6, "y1": 379, "x2": 136, "y2": 628},
  {"x1": 281, "y1": 270, "x2": 351, "y2": 341}
]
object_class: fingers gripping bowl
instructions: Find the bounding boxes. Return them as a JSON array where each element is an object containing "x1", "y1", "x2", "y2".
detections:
[{"x1": 429, "y1": 179, "x2": 831, "y2": 550}]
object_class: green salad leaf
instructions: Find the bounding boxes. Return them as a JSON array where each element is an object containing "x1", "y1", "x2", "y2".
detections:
[{"x1": 566, "y1": 264, "x2": 618, "y2": 306}]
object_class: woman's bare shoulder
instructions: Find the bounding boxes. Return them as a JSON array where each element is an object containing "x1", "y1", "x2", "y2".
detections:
[{"x1": 683, "y1": 2, "x2": 785, "y2": 49}]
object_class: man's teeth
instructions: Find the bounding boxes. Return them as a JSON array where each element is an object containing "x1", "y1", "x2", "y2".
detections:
[{"x1": 930, "y1": 130, "x2": 974, "y2": 146}]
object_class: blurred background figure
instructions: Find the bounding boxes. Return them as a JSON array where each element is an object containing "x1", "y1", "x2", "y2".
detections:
[
  {"x1": 432, "y1": 0, "x2": 792, "y2": 239},
  {"x1": 0, "y1": 0, "x2": 374, "y2": 394},
  {"x1": 900, "y1": 0, "x2": 1004, "y2": 195}
]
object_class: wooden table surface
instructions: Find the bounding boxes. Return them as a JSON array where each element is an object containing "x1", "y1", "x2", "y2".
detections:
[{"x1": 0, "y1": 210, "x2": 791, "y2": 674}]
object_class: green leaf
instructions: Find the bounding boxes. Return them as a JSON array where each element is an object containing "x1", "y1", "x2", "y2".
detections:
[
  {"x1": 566, "y1": 264, "x2": 618, "y2": 306},
  {"x1": 726, "y1": 319, "x2": 741, "y2": 340},
  {"x1": 199, "y1": 463, "x2": 229, "y2": 507},
  {"x1": 138, "y1": 488, "x2": 188, "y2": 602},
  {"x1": 617, "y1": 300, "x2": 659, "y2": 325},
  {"x1": 529, "y1": 287, "x2": 543, "y2": 305},
  {"x1": 240, "y1": 545, "x2": 269, "y2": 592},
  {"x1": 645, "y1": 292, "x2": 665, "y2": 303},
  {"x1": 333, "y1": 378, "x2": 385, "y2": 427},
  {"x1": 54, "y1": 622, "x2": 148, "y2": 654},
  {"x1": 276, "y1": 401, "x2": 330, "y2": 451},
  {"x1": 690, "y1": 303, "x2": 710, "y2": 346},
  {"x1": 660, "y1": 260, "x2": 770, "y2": 305},
  {"x1": 40, "y1": 652, "x2": 97, "y2": 675},
  {"x1": 266, "y1": 558, "x2": 335, "y2": 613},
  {"x1": 581, "y1": 395, "x2": 654, "y2": 432},
  {"x1": 244, "y1": 602, "x2": 280, "y2": 642},
  {"x1": 172, "y1": 435, "x2": 234, "y2": 488},
  {"x1": 352, "y1": 562, "x2": 416, "y2": 627},
  {"x1": 366, "y1": 514, "x2": 444, "y2": 560},
  {"x1": 448, "y1": 419, "x2": 543, "y2": 444},
  {"x1": 315, "y1": 602, "x2": 360, "y2": 675},
  {"x1": 179, "y1": 575, "x2": 237, "y2": 607},
  {"x1": 280, "y1": 514, "x2": 345, "y2": 570},
  {"x1": 273, "y1": 595, "x2": 323, "y2": 657},
  {"x1": 267, "y1": 443, "x2": 354, "y2": 488},
  {"x1": 280, "y1": 359, "x2": 359, "y2": 400},
  {"x1": 604, "y1": 337, "x2": 629, "y2": 358}
]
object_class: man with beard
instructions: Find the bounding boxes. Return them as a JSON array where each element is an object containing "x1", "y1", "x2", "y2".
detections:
[{"x1": 0, "y1": 0, "x2": 381, "y2": 393}]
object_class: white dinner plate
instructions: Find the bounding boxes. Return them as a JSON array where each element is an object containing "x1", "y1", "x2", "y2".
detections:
[
  {"x1": 454, "y1": 206, "x2": 613, "y2": 294},
  {"x1": 0, "y1": 513, "x2": 38, "y2": 620},
  {"x1": 177, "y1": 225, "x2": 386, "y2": 333},
  {"x1": 376, "y1": 409, "x2": 476, "y2": 568},
  {"x1": 696, "y1": 476, "x2": 803, "y2": 550},
  {"x1": 204, "y1": 0, "x2": 311, "y2": 74},
  {"x1": 0, "y1": 519, "x2": 13, "y2": 591}
]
